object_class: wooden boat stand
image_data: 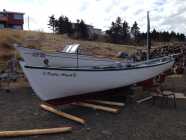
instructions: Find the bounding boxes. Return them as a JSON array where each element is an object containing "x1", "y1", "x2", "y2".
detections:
[
  {"x1": 0, "y1": 99, "x2": 125, "y2": 138},
  {"x1": 0, "y1": 86, "x2": 126, "y2": 137},
  {"x1": 0, "y1": 127, "x2": 72, "y2": 137},
  {"x1": 40, "y1": 103, "x2": 86, "y2": 125},
  {"x1": 72, "y1": 102, "x2": 119, "y2": 113},
  {"x1": 41, "y1": 99, "x2": 126, "y2": 125}
]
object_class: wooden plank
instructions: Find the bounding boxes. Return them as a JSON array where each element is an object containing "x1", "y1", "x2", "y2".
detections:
[
  {"x1": 167, "y1": 74, "x2": 183, "y2": 78},
  {"x1": 87, "y1": 100, "x2": 125, "y2": 107},
  {"x1": 136, "y1": 96, "x2": 152, "y2": 104},
  {"x1": 162, "y1": 91, "x2": 186, "y2": 99},
  {"x1": 174, "y1": 93, "x2": 186, "y2": 99},
  {"x1": 73, "y1": 102, "x2": 119, "y2": 113},
  {"x1": 0, "y1": 127, "x2": 72, "y2": 137},
  {"x1": 40, "y1": 104, "x2": 85, "y2": 125}
]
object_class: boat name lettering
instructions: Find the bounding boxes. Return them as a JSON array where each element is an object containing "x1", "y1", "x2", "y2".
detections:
[{"x1": 43, "y1": 72, "x2": 76, "y2": 77}]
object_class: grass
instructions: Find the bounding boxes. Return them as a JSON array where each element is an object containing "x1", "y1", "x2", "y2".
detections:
[
  {"x1": 0, "y1": 29, "x2": 138, "y2": 64},
  {"x1": 0, "y1": 29, "x2": 183, "y2": 64}
]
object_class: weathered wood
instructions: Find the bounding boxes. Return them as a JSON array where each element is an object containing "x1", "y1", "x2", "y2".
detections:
[
  {"x1": 173, "y1": 93, "x2": 186, "y2": 99},
  {"x1": 136, "y1": 96, "x2": 152, "y2": 104},
  {"x1": 40, "y1": 104, "x2": 85, "y2": 125},
  {"x1": 87, "y1": 100, "x2": 125, "y2": 107},
  {"x1": 74, "y1": 102, "x2": 119, "y2": 113},
  {"x1": 0, "y1": 127, "x2": 72, "y2": 137},
  {"x1": 152, "y1": 91, "x2": 186, "y2": 99},
  {"x1": 167, "y1": 74, "x2": 183, "y2": 78}
]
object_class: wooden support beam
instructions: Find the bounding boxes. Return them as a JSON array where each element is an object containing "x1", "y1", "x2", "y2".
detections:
[
  {"x1": 87, "y1": 100, "x2": 125, "y2": 107},
  {"x1": 73, "y1": 102, "x2": 119, "y2": 113},
  {"x1": 167, "y1": 74, "x2": 183, "y2": 78},
  {"x1": 0, "y1": 127, "x2": 72, "y2": 137},
  {"x1": 172, "y1": 93, "x2": 186, "y2": 99},
  {"x1": 40, "y1": 104, "x2": 85, "y2": 125},
  {"x1": 136, "y1": 96, "x2": 152, "y2": 104}
]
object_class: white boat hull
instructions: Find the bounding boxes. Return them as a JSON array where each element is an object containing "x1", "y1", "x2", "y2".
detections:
[{"x1": 20, "y1": 58, "x2": 174, "y2": 101}]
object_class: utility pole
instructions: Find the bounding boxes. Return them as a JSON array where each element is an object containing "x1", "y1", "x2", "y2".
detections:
[
  {"x1": 27, "y1": 16, "x2": 30, "y2": 30},
  {"x1": 147, "y1": 11, "x2": 151, "y2": 60}
]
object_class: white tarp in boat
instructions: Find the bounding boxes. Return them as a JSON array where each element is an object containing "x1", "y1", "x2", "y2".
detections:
[{"x1": 62, "y1": 44, "x2": 80, "y2": 53}]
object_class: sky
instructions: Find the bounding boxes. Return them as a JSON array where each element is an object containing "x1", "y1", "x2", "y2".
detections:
[{"x1": 1, "y1": 0, "x2": 186, "y2": 34}]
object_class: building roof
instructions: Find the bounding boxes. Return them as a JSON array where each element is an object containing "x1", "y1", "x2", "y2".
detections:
[{"x1": 0, "y1": 9, "x2": 24, "y2": 15}]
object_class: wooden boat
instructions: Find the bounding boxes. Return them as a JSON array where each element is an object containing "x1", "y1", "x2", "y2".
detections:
[
  {"x1": 14, "y1": 44, "x2": 123, "y2": 67},
  {"x1": 19, "y1": 56, "x2": 174, "y2": 101}
]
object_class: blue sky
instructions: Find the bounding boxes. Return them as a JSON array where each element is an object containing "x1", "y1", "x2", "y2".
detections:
[{"x1": 1, "y1": 0, "x2": 186, "y2": 34}]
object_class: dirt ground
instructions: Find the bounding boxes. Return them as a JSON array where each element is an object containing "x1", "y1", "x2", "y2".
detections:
[{"x1": 0, "y1": 72, "x2": 186, "y2": 140}]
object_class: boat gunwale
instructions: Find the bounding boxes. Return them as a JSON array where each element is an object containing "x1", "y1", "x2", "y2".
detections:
[
  {"x1": 23, "y1": 58, "x2": 174, "y2": 72},
  {"x1": 23, "y1": 52, "x2": 121, "y2": 62},
  {"x1": 16, "y1": 45, "x2": 175, "y2": 64},
  {"x1": 15, "y1": 45, "x2": 119, "y2": 61}
]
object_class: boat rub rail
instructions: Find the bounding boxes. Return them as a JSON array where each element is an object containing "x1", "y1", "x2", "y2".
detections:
[{"x1": 24, "y1": 57, "x2": 174, "y2": 72}]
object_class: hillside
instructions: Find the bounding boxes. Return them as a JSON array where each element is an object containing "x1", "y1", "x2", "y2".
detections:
[
  {"x1": 0, "y1": 29, "x2": 185, "y2": 65},
  {"x1": 0, "y1": 29, "x2": 139, "y2": 63}
]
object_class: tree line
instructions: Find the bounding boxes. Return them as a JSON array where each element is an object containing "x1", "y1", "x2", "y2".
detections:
[
  {"x1": 48, "y1": 15, "x2": 185, "y2": 44},
  {"x1": 106, "y1": 17, "x2": 185, "y2": 44},
  {"x1": 48, "y1": 15, "x2": 89, "y2": 40}
]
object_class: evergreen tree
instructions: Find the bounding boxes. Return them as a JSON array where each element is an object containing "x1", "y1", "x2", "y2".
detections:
[
  {"x1": 55, "y1": 16, "x2": 73, "y2": 35},
  {"x1": 131, "y1": 21, "x2": 140, "y2": 41},
  {"x1": 56, "y1": 16, "x2": 65, "y2": 34},
  {"x1": 179, "y1": 33, "x2": 185, "y2": 41},
  {"x1": 73, "y1": 19, "x2": 89, "y2": 39},
  {"x1": 170, "y1": 31, "x2": 177, "y2": 41},
  {"x1": 122, "y1": 21, "x2": 130, "y2": 41},
  {"x1": 106, "y1": 17, "x2": 123, "y2": 43},
  {"x1": 64, "y1": 17, "x2": 73, "y2": 36},
  {"x1": 79, "y1": 20, "x2": 89, "y2": 39},
  {"x1": 74, "y1": 19, "x2": 81, "y2": 38},
  {"x1": 48, "y1": 15, "x2": 57, "y2": 33},
  {"x1": 151, "y1": 29, "x2": 157, "y2": 41}
]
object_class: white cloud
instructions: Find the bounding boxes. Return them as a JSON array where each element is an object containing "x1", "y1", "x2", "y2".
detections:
[{"x1": 0, "y1": 0, "x2": 186, "y2": 34}]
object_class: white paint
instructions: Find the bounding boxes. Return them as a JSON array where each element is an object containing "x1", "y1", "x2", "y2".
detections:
[{"x1": 20, "y1": 58, "x2": 174, "y2": 101}]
